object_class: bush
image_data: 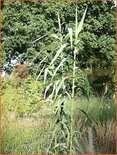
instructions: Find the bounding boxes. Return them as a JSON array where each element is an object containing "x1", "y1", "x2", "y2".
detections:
[{"x1": 2, "y1": 76, "x2": 47, "y2": 115}]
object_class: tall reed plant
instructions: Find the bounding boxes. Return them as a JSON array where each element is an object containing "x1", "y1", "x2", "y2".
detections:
[
  {"x1": 68, "y1": 6, "x2": 87, "y2": 153},
  {"x1": 34, "y1": 5, "x2": 88, "y2": 154}
]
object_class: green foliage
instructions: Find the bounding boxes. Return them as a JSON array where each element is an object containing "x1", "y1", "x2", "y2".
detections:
[
  {"x1": 2, "y1": 2, "x2": 116, "y2": 94},
  {"x1": 1, "y1": 96, "x2": 116, "y2": 154},
  {"x1": 1, "y1": 74, "x2": 116, "y2": 154},
  {"x1": 2, "y1": 76, "x2": 45, "y2": 115},
  {"x1": 66, "y1": 97, "x2": 116, "y2": 123},
  {"x1": 1, "y1": 120, "x2": 51, "y2": 154}
]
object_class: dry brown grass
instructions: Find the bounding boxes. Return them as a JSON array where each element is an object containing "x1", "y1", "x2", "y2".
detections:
[{"x1": 93, "y1": 120, "x2": 116, "y2": 153}]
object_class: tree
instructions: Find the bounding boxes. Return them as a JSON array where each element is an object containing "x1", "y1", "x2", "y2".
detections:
[{"x1": 2, "y1": 1, "x2": 116, "y2": 95}]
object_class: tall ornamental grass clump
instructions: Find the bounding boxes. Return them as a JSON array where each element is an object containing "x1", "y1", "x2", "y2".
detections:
[{"x1": 40, "y1": 6, "x2": 88, "y2": 154}]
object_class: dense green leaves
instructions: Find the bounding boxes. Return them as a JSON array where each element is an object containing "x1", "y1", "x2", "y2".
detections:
[{"x1": 2, "y1": 1, "x2": 116, "y2": 94}]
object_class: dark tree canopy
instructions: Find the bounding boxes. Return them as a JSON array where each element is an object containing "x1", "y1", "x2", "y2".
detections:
[{"x1": 2, "y1": 1, "x2": 116, "y2": 94}]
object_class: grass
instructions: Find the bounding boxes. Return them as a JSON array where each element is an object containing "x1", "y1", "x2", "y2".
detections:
[
  {"x1": 1, "y1": 118, "x2": 51, "y2": 154},
  {"x1": 93, "y1": 120, "x2": 116, "y2": 153},
  {"x1": 73, "y1": 120, "x2": 116, "y2": 154},
  {"x1": 1, "y1": 115, "x2": 116, "y2": 154},
  {"x1": 2, "y1": 78, "x2": 116, "y2": 154},
  {"x1": 1, "y1": 96, "x2": 116, "y2": 154},
  {"x1": 67, "y1": 97, "x2": 116, "y2": 123}
]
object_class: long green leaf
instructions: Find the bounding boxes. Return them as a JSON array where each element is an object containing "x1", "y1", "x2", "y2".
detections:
[
  {"x1": 36, "y1": 64, "x2": 45, "y2": 81},
  {"x1": 44, "y1": 83, "x2": 53, "y2": 99},
  {"x1": 30, "y1": 50, "x2": 43, "y2": 64},
  {"x1": 68, "y1": 28, "x2": 73, "y2": 49},
  {"x1": 75, "y1": 108, "x2": 92, "y2": 123},
  {"x1": 51, "y1": 34, "x2": 60, "y2": 40},
  {"x1": 50, "y1": 43, "x2": 67, "y2": 66},
  {"x1": 55, "y1": 77, "x2": 67, "y2": 99},
  {"x1": 76, "y1": 7, "x2": 87, "y2": 38},
  {"x1": 33, "y1": 34, "x2": 47, "y2": 43},
  {"x1": 44, "y1": 68, "x2": 53, "y2": 84},
  {"x1": 53, "y1": 58, "x2": 66, "y2": 77},
  {"x1": 44, "y1": 68, "x2": 48, "y2": 84},
  {"x1": 48, "y1": 83, "x2": 56, "y2": 101},
  {"x1": 57, "y1": 12, "x2": 61, "y2": 32},
  {"x1": 75, "y1": 5, "x2": 78, "y2": 36},
  {"x1": 35, "y1": 56, "x2": 47, "y2": 75}
]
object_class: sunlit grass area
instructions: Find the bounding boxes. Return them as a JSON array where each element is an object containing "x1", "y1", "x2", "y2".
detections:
[{"x1": 1, "y1": 94, "x2": 116, "y2": 154}]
